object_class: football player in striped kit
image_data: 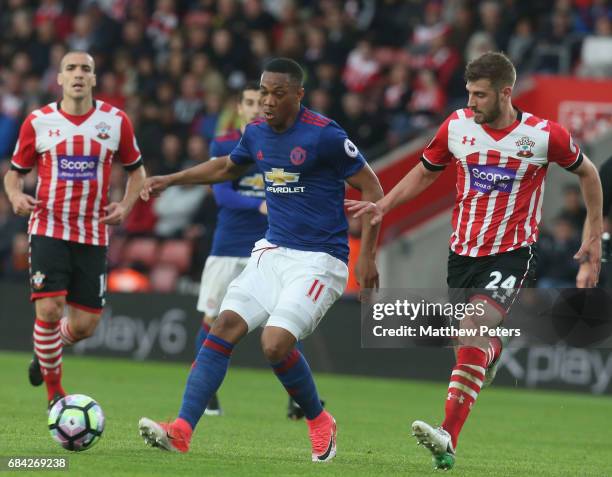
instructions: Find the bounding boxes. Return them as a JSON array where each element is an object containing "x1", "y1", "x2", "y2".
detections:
[
  {"x1": 3, "y1": 51, "x2": 146, "y2": 409},
  {"x1": 347, "y1": 51, "x2": 603, "y2": 469}
]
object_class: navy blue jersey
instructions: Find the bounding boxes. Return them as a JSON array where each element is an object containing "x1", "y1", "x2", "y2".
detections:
[
  {"x1": 230, "y1": 107, "x2": 366, "y2": 263},
  {"x1": 209, "y1": 130, "x2": 267, "y2": 257}
]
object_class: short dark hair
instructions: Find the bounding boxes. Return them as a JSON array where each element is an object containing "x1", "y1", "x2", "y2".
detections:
[
  {"x1": 240, "y1": 80, "x2": 260, "y2": 101},
  {"x1": 464, "y1": 51, "x2": 516, "y2": 90},
  {"x1": 263, "y1": 57, "x2": 304, "y2": 86},
  {"x1": 61, "y1": 50, "x2": 95, "y2": 72}
]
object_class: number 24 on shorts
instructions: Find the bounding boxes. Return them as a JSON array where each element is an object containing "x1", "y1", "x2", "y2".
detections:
[{"x1": 485, "y1": 271, "x2": 517, "y2": 289}]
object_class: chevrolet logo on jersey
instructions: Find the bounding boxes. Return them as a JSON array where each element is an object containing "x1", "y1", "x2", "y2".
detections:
[
  {"x1": 239, "y1": 174, "x2": 265, "y2": 190},
  {"x1": 238, "y1": 173, "x2": 266, "y2": 198},
  {"x1": 265, "y1": 168, "x2": 299, "y2": 185},
  {"x1": 264, "y1": 168, "x2": 305, "y2": 193}
]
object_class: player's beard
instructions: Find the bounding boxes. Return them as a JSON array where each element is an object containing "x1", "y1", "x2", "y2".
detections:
[{"x1": 474, "y1": 93, "x2": 502, "y2": 125}]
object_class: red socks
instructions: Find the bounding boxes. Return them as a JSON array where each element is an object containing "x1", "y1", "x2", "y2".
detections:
[
  {"x1": 442, "y1": 337, "x2": 502, "y2": 448},
  {"x1": 33, "y1": 318, "x2": 65, "y2": 401},
  {"x1": 484, "y1": 336, "x2": 502, "y2": 367},
  {"x1": 59, "y1": 317, "x2": 77, "y2": 346},
  {"x1": 442, "y1": 346, "x2": 487, "y2": 449}
]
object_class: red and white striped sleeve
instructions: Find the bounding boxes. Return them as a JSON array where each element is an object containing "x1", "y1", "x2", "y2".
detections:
[
  {"x1": 116, "y1": 110, "x2": 142, "y2": 170},
  {"x1": 421, "y1": 112, "x2": 455, "y2": 171},
  {"x1": 10, "y1": 115, "x2": 37, "y2": 173},
  {"x1": 547, "y1": 121, "x2": 582, "y2": 171}
]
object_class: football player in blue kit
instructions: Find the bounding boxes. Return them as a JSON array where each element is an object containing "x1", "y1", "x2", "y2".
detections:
[
  {"x1": 194, "y1": 82, "x2": 267, "y2": 416},
  {"x1": 138, "y1": 58, "x2": 383, "y2": 462},
  {"x1": 195, "y1": 81, "x2": 317, "y2": 419}
]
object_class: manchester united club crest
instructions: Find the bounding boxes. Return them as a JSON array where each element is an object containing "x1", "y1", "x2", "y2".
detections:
[
  {"x1": 516, "y1": 136, "x2": 535, "y2": 158},
  {"x1": 31, "y1": 271, "x2": 46, "y2": 290},
  {"x1": 290, "y1": 146, "x2": 307, "y2": 166},
  {"x1": 95, "y1": 122, "x2": 111, "y2": 140}
]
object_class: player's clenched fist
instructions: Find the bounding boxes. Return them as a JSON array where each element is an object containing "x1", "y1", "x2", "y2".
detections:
[
  {"x1": 141, "y1": 176, "x2": 172, "y2": 201},
  {"x1": 8, "y1": 192, "x2": 40, "y2": 216}
]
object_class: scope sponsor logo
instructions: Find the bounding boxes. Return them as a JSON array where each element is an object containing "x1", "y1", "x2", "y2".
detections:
[
  {"x1": 58, "y1": 155, "x2": 99, "y2": 181},
  {"x1": 472, "y1": 168, "x2": 510, "y2": 183},
  {"x1": 60, "y1": 159, "x2": 96, "y2": 171},
  {"x1": 468, "y1": 164, "x2": 515, "y2": 194}
]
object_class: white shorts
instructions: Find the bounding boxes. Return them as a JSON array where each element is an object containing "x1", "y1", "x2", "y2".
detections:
[
  {"x1": 197, "y1": 256, "x2": 250, "y2": 316},
  {"x1": 219, "y1": 239, "x2": 349, "y2": 340}
]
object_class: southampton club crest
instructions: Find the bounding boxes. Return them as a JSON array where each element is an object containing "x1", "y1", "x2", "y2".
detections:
[
  {"x1": 515, "y1": 136, "x2": 535, "y2": 158},
  {"x1": 31, "y1": 271, "x2": 46, "y2": 290},
  {"x1": 95, "y1": 122, "x2": 111, "y2": 140}
]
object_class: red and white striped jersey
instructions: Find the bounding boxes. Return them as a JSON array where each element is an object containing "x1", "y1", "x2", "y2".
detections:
[
  {"x1": 11, "y1": 100, "x2": 142, "y2": 246},
  {"x1": 421, "y1": 108, "x2": 582, "y2": 257}
]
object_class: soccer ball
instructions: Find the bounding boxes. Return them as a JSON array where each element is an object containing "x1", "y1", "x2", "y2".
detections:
[{"x1": 48, "y1": 394, "x2": 105, "y2": 451}]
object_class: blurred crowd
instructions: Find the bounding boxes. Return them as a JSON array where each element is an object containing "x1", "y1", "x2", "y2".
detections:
[
  {"x1": 536, "y1": 185, "x2": 588, "y2": 288},
  {"x1": 1, "y1": 0, "x2": 610, "y2": 287}
]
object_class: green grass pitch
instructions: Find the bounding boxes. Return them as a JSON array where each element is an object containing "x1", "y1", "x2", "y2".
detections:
[{"x1": 2, "y1": 351, "x2": 611, "y2": 477}]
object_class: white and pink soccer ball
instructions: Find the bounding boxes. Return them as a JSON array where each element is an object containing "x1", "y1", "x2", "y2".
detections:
[{"x1": 48, "y1": 394, "x2": 105, "y2": 452}]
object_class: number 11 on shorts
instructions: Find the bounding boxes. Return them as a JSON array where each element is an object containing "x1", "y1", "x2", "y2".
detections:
[{"x1": 306, "y1": 279, "x2": 325, "y2": 303}]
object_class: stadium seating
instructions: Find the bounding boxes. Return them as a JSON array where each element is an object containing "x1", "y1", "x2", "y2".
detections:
[
  {"x1": 150, "y1": 264, "x2": 180, "y2": 293},
  {"x1": 106, "y1": 235, "x2": 128, "y2": 268},
  {"x1": 122, "y1": 238, "x2": 159, "y2": 269},
  {"x1": 158, "y1": 239, "x2": 192, "y2": 274}
]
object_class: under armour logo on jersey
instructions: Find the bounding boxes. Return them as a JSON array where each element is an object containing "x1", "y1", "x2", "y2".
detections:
[
  {"x1": 491, "y1": 289, "x2": 510, "y2": 304},
  {"x1": 48, "y1": 129, "x2": 61, "y2": 137},
  {"x1": 257, "y1": 150, "x2": 264, "y2": 161},
  {"x1": 462, "y1": 136, "x2": 476, "y2": 146}
]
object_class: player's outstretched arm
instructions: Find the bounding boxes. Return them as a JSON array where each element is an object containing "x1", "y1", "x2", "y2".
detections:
[
  {"x1": 346, "y1": 164, "x2": 384, "y2": 300},
  {"x1": 101, "y1": 165, "x2": 146, "y2": 225},
  {"x1": 573, "y1": 155, "x2": 603, "y2": 287},
  {"x1": 141, "y1": 156, "x2": 251, "y2": 201},
  {"x1": 212, "y1": 181, "x2": 264, "y2": 211},
  {"x1": 345, "y1": 162, "x2": 442, "y2": 226},
  {"x1": 3, "y1": 170, "x2": 41, "y2": 217}
]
